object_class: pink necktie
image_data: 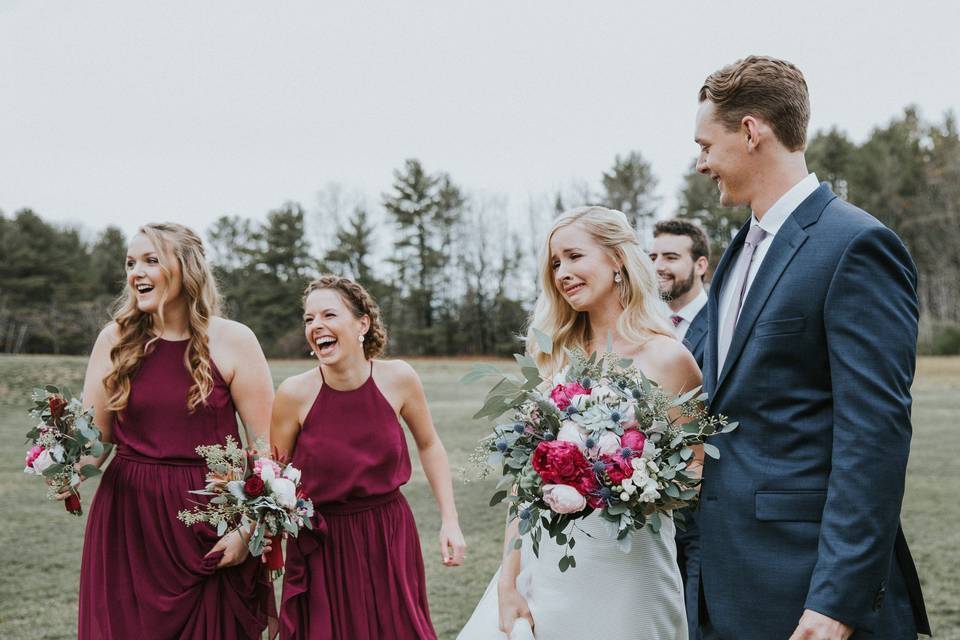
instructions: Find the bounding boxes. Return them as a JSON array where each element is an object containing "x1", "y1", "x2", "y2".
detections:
[{"x1": 717, "y1": 224, "x2": 768, "y2": 372}]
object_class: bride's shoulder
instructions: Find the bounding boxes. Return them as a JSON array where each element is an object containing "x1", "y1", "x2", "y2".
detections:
[{"x1": 630, "y1": 334, "x2": 700, "y2": 393}]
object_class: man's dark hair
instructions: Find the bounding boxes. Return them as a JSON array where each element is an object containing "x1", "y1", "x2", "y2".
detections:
[{"x1": 653, "y1": 219, "x2": 710, "y2": 264}]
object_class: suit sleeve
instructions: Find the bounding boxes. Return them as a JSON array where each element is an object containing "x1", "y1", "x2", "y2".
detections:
[{"x1": 804, "y1": 225, "x2": 919, "y2": 626}]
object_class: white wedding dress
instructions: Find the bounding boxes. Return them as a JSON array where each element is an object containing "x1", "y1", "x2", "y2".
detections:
[
  {"x1": 458, "y1": 366, "x2": 688, "y2": 639},
  {"x1": 457, "y1": 511, "x2": 688, "y2": 640}
]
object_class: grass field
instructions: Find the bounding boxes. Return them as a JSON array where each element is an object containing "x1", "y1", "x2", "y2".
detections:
[{"x1": 0, "y1": 355, "x2": 957, "y2": 638}]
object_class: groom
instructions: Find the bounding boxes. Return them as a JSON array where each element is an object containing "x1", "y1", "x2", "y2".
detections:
[{"x1": 693, "y1": 56, "x2": 930, "y2": 639}]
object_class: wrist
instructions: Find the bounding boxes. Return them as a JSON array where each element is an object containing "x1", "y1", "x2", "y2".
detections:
[{"x1": 440, "y1": 512, "x2": 459, "y2": 526}]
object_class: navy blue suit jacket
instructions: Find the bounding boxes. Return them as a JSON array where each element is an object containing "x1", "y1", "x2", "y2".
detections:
[
  {"x1": 682, "y1": 305, "x2": 708, "y2": 370},
  {"x1": 697, "y1": 184, "x2": 929, "y2": 638}
]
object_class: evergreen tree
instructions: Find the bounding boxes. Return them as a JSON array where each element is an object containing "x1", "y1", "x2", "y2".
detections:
[{"x1": 600, "y1": 151, "x2": 660, "y2": 235}]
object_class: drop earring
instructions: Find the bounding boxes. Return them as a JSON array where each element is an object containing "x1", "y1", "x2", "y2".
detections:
[
  {"x1": 359, "y1": 335, "x2": 365, "y2": 343},
  {"x1": 614, "y1": 271, "x2": 623, "y2": 284}
]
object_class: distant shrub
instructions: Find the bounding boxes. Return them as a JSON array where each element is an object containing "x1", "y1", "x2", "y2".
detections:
[{"x1": 919, "y1": 322, "x2": 960, "y2": 356}]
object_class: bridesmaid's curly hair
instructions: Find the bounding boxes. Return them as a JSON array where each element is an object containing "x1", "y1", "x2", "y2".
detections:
[
  {"x1": 303, "y1": 276, "x2": 387, "y2": 360},
  {"x1": 104, "y1": 223, "x2": 220, "y2": 414}
]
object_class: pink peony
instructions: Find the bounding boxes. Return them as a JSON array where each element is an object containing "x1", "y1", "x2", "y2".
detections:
[
  {"x1": 24, "y1": 444, "x2": 44, "y2": 470},
  {"x1": 532, "y1": 440, "x2": 591, "y2": 485},
  {"x1": 601, "y1": 453, "x2": 634, "y2": 484},
  {"x1": 542, "y1": 484, "x2": 587, "y2": 514},
  {"x1": 549, "y1": 382, "x2": 591, "y2": 411},
  {"x1": 596, "y1": 432, "x2": 621, "y2": 456},
  {"x1": 620, "y1": 429, "x2": 646, "y2": 453},
  {"x1": 254, "y1": 458, "x2": 282, "y2": 479}
]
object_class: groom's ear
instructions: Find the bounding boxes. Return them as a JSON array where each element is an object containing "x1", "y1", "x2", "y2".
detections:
[{"x1": 741, "y1": 115, "x2": 763, "y2": 151}]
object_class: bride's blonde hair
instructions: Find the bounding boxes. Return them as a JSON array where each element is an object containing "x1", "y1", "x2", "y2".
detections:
[
  {"x1": 526, "y1": 206, "x2": 673, "y2": 377},
  {"x1": 103, "y1": 223, "x2": 221, "y2": 414}
]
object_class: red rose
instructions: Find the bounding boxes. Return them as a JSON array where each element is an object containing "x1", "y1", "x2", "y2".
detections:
[
  {"x1": 532, "y1": 440, "x2": 590, "y2": 485},
  {"x1": 49, "y1": 394, "x2": 67, "y2": 422},
  {"x1": 549, "y1": 382, "x2": 591, "y2": 411},
  {"x1": 620, "y1": 429, "x2": 646, "y2": 453},
  {"x1": 244, "y1": 475, "x2": 265, "y2": 498}
]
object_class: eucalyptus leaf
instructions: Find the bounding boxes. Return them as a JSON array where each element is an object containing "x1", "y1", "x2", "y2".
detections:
[
  {"x1": 79, "y1": 464, "x2": 101, "y2": 478},
  {"x1": 703, "y1": 443, "x2": 720, "y2": 459},
  {"x1": 531, "y1": 328, "x2": 553, "y2": 355}
]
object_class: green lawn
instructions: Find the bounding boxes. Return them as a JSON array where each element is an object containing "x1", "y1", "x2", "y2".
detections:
[{"x1": 0, "y1": 356, "x2": 957, "y2": 638}]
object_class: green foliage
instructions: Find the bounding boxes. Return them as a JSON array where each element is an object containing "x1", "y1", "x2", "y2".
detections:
[{"x1": 599, "y1": 151, "x2": 660, "y2": 234}]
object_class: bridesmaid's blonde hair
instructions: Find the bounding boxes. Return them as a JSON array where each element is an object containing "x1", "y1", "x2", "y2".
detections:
[
  {"x1": 104, "y1": 223, "x2": 221, "y2": 414},
  {"x1": 526, "y1": 206, "x2": 673, "y2": 377}
]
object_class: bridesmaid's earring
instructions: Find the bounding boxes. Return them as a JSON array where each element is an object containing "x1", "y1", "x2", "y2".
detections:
[
  {"x1": 358, "y1": 335, "x2": 365, "y2": 343},
  {"x1": 614, "y1": 271, "x2": 623, "y2": 284}
]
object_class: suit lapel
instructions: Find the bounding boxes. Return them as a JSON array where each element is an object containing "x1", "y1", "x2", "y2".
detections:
[
  {"x1": 715, "y1": 184, "x2": 841, "y2": 394},
  {"x1": 683, "y1": 307, "x2": 707, "y2": 355},
  {"x1": 716, "y1": 216, "x2": 808, "y2": 392},
  {"x1": 705, "y1": 221, "x2": 750, "y2": 395}
]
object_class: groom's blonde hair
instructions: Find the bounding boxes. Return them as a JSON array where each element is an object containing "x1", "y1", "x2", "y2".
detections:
[
  {"x1": 700, "y1": 55, "x2": 810, "y2": 152},
  {"x1": 526, "y1": 206, "x2": 674, "y2": 377}
]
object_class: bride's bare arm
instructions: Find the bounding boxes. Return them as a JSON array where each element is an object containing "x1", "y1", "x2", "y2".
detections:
[{"x1": 497, "y1": 514, "x2": 533, "y2": 633}]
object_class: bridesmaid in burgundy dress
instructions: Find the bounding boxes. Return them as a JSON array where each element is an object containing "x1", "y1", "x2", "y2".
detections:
[
  {"x1": 70, "y1": 223, "x2": 275, "y2": 639},
  {"x1": 272, "y1": 275, "x2": 467, "y2": 640}
]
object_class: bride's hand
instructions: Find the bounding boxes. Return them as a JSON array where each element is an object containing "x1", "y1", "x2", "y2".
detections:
[{"x1": 497, "y1": 585, "x2": 534, "y2": 635}]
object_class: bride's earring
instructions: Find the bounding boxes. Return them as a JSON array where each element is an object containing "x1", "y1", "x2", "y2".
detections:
[
  {"x1": 359, "y1": 334, "x2": 365, "y2": 343},
  {"x1": 614, "y1": 270, "x2": 623, "y2": 284}
]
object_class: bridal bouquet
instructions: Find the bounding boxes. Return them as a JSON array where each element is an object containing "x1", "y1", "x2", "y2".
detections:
[
  {"x1": 177, "y1": 435, "x2": 314, "y2": 579},
  {"x1": 23, "y1": 386, "x2": 108, "y2": 515},
  {"x1": 465, "y1": 331, "x2": 736, "y2": 571}
]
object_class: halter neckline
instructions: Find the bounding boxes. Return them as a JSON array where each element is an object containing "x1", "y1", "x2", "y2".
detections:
[{"x1": 318, "y1": 360, "x2": 375, "y2": 392}]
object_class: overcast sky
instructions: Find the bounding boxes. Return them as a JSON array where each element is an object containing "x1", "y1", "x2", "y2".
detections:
[{"x1": 2, "y1": 1, "x2": 958, "y2": 241}]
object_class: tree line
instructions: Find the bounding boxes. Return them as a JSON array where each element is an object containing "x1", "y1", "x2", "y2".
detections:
[{"x1": 2, "y1": 106, "x2": 958, "y2": 357}]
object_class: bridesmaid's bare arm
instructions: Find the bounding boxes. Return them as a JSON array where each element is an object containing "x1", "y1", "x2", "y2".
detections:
[
  {"x1": 210, "y1": 318, "x2": 274, "y2": 449},
  {"x1": 82, "y1": 323, "x2": 120, "y2": 445},
  {"x1": 384, "y1": 360, "x2": 467, "y2": 567},
  {"x1": 270, "y1": 376, "x2": 307, "y2": 461}
]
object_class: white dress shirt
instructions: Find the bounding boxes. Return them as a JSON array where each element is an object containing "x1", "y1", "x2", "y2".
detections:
[
  {"x1": 716, "y1": 173, "x2": 819, "y2": 373},
  {"x1": 673, "y1": 289, "x2": 707, "y2": 340}
]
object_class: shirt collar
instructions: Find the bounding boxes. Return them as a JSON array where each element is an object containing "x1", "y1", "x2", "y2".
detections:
[
  {"x1": 675, "y1": 288, "x2": 708, "y2": 323},
  {"x1": 752, "y1": 173, "x2": 819, "y2": 237}
]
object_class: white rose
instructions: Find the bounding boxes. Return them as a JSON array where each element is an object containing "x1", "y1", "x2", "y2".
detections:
[
  {"x1": 281, "y1": 465, "x2": 302, "y2": 484},
  {"x1": 619, "y1": 491, "x2": 631, "y2": 501},
  {"x1": 621, "y1": 477, "x2": 635, "y2": 492},
  {"x1": 270, "y1": 477, "x2": 298, "y2": 510}
]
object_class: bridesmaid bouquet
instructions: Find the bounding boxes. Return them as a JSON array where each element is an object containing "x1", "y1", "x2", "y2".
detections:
[
  {"x1": 176, "y1": 435, "x2": 315, "y2": 579},
  {"x1": 464, "y1": 330, "x2": 737, "y2": 571},
  {"x1": 22, "y1": 386, "x2": 107, "y2": 515}
]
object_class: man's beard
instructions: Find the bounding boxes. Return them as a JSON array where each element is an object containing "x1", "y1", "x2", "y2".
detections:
[{"x1": 663, "y1": 269, "x2": 697, "y2": 301}]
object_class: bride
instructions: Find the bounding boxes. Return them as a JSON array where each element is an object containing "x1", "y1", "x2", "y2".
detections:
[{"x1": 458, "y1": 206, "x2": 702, "y2": 640}]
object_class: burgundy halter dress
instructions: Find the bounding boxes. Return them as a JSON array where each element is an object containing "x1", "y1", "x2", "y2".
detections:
[{"x1": 279, "y1": 361, "x2": 435, "y2": 640}]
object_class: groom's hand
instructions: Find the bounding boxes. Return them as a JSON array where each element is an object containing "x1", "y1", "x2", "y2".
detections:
[{"x1": 788, "y1": 609, "x2": 853, "y2": 640}]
